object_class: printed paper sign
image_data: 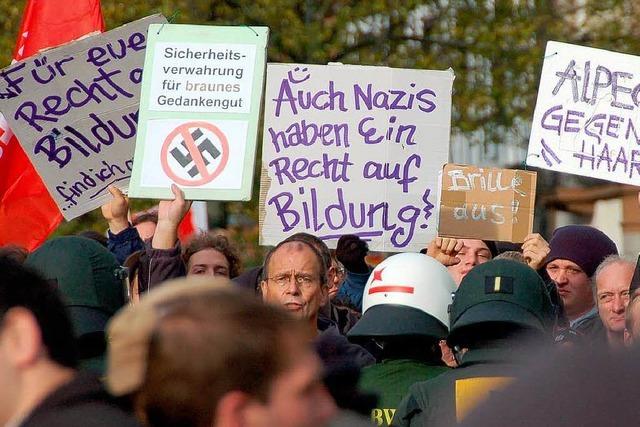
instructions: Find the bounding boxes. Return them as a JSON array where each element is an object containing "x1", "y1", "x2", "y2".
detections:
[
  {"x1": 129, "y1": 24, "x2": 268, "y2": 200},
  {"x1": 438, "y1": 164, "x2": 537, "y2": 242},
  {"x1": 260, "y1": 63, "x2": 455, "y2": 252},
  {"x1": 527, "y1": 41, "x2": 640, "y2": 185},
  {"x1": 0, "y1": 14, "x2": 166, "y2": 220}
]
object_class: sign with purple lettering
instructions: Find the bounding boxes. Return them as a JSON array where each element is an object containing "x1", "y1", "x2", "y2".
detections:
[
  {"x1": 0, "y1": 14, "x2": 166, "y2": 220},
  {"x1": 259, "y1": 64, "x2": 454, "y2": 252},
  {"x1": 527, "y1": 41, "x2": 640, "y2": 185}
]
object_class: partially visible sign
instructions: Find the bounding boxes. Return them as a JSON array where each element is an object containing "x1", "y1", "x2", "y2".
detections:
[
  {"x1": 260, "y1": 63, "x2": 455, "y2": 252},
  {"x1": 0, "y1": 14, "x2": 166, "y2": 220},
  {"x1": 527, "y1": 41, "x2": 640, "y2": 186},
  {"x1": 438, "y1": 164, "x2": 537, "y2": 243},
  {"x1": 129, "y1": 24, "x2": 268, "y2": 200}
]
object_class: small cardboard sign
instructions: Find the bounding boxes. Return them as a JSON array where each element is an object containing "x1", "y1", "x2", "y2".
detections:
[
  {"x1": 0, "y1": 14, "x2": 166, "y2": 220},
  {"x1": 128, "y1": 24, "x2": 268, "y2": 200},
  {"x1": 438, "y1": 164, "x2": 537, "y2": 242},
  {"x1": 527, "y1": 41, "x2": 640, "y2": 186},
  {"x1": 260, "y1": 63, "x2": 455, "y2": 252}
]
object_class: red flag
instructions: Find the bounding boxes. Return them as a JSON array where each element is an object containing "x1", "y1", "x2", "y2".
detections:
[
  {"x1": 178, "y1": 202, "x2": 209, "y2": 243},
  {"x1": 0, "y1": 0, "x2": 104, "y2": 250}
]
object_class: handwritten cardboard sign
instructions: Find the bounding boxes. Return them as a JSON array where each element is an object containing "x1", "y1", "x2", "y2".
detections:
[
  {"x1": 0, "y1": 14, "x2": 166, "y2": 220},
  {"x1": 260, "y1": 63, "x2": 454, "y2": 252},
  {"x1": 438, "y1": 164, "x2": 537, "y2": 242},
  {"x1": 128, "y1": 24, "x2": 268, "y2": 200},
  {"x1": 527, "y1": 41, "x2": 640, "y2": 186}
]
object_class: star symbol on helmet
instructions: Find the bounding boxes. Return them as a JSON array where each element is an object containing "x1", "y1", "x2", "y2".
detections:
[{"x1": 372, "y1": 267, "x2": 385, "y2": 282}]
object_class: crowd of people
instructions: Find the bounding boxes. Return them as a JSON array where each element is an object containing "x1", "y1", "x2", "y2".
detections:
[{"x1": 1, "y1": 184, "x2": 640, "y2": 427}]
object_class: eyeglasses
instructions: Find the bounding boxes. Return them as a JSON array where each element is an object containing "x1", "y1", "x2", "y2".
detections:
[
  {"x1": 332, "y1": 263, "x2": 346, "y2": 276},
  {"x1": 267, "y1": 272, "x2": 319, "y2": 288}
]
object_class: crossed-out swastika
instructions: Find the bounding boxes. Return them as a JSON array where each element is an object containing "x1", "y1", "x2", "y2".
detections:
[
  {"x1": 161, "y1": 121, "x2": 229, "y2": 186},
  {"x1": 169, "y1": 128, "x2": 222, "y2": 177}
]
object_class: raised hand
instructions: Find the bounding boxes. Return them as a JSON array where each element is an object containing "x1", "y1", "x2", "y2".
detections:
[
  {"x1": 152, "y1": 184, "x2": 192, "y2": 249},
  {"x1": 426, "y1": 237, "x2": 463, "y2": 267},
  {"x1": 521, "y1": 233, "x2": 550, "y2": 270},
  {"x1": 101, "y1": 185, "x2": 129, "y2": 234}
]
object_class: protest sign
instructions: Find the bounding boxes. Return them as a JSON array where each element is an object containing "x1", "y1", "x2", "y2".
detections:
[
  {"x1": 527, "y1": 41, "x2": 640, "y2": 186},
  {"x1": 438, "y1": 164, "x2": 537, "y2": 242},
  {"x1": 0, "y1": 14, "x2": 166, "y2": 221},
  {"x1": 259, "y1": 63, "x2": 454, "y2": 252},
  {"x1": 128, "y1": 24, "x2": 269, "y2": 200}
]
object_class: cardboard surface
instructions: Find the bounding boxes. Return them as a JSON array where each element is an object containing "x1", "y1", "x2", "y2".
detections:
[
  {"x1": 438, "y1": 164, "x2": 537, "y2": 242},
  {"x1": 259, "y1": 63, "x2": 455, "y2": 251},
  {"x1": 0, "y1": 14, "x2": 166, "y2": 220}
]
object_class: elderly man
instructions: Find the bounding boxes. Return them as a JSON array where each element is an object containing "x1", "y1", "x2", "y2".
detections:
[
  {"x1": 260, "y1": 239, "x2": 374, "y2": 368},
  {"x1": 107, "y1": 278, "x2": 337, "y2": 427},
  {"x1": 593, "y1": 256, "x2": 633, "y2": 349},
  {"x1": 0, "y1": 258, "x2": 139, "y2": 427},
  {"x1": 544, "y1": 225, "x2": 618, "y2": 344}
]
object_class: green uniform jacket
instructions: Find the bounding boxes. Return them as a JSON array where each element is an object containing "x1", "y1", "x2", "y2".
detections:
[
  {"x1": 359, "y1": 359, "x2": 448, "y2": 427},
  {"x1": 392, "y1": 347, "x2": 526, "y2": 427}
]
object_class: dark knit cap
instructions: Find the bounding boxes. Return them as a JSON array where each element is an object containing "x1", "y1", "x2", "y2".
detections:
[
  {"x1": 483, "y1": 240, "x2": 498, "y2": 258},
  {"x1": 545, "y1": 225, "x2": 618, "y2": 277}
]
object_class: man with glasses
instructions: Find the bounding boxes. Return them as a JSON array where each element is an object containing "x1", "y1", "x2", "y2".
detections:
[
  {"x1": 260, "y1": 239, "x2": 374, "y2": 368},
  {"x1": 544, "y1": 225, "x2": 618, "y2": 345}
]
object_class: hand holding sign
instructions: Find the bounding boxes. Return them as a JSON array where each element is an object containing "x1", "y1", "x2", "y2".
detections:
[
  {"x1": 426, "y1": 237, "x2": 463, "y2": 267},
  {"x1": 152, "y1": 184, "x2": 193, "y2": 249},
  {"x1": 521, "y1": 233, "x2": 550, "y2": 270}
]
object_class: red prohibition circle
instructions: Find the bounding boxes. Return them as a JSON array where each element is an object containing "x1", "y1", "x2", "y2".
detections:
[{"x1": 160, "y1": 121, "x2": 230, "y2": 186}]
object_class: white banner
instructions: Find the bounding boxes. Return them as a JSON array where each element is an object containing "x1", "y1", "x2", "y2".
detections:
[
  {"x1": 260, "y1": 63, "x2": 454, "y2": 252},
  {"x1": 528, "y1": 41, "x2": 640, "y2": 185}
]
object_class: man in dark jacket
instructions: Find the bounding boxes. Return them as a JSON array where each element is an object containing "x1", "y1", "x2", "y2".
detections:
[
  {"x1": 544, "y1": 225, "x2": 618, "y2": 345},
  {"x1": 260, "y1": 239, "x2": 374, "y2": 369},
  {"x1": 393, "y1": 259, "x2": 555, "y2": 427},
  {"x1": 0, "y1": 258, "x2": 139, "y2": 427}
]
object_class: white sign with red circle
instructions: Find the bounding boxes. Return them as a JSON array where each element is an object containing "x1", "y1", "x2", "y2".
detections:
[{"x1": 140, "y1": 118, "x2": 248, "y2": 189}]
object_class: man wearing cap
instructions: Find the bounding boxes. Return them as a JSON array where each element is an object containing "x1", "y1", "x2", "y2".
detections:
[
  {"x1": 25, "y1": 236, "x2": 128, "y2": 374},
  {"x1": 347, "y1": 253, "x2": 456, "y2": 427},
  {"x1": 392, "y1": 259, "x2": 555, "y2": 427},
  {"x1": 544, "y1": 225, "x2": 618, "y2": 344},
  {"x1": 0, "y1": 258, "x2": 139, "y2": 427},
  {"x1": 107, "y1": 277, "x2": 337, "y2": 427}
]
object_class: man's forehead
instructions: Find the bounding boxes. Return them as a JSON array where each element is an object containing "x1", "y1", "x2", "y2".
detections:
[
  {"x1": 269, "y1": 242, "x2": 319, "y2": 267},
  {"x1": 547, "y1": 259, "x2": 582, "y2": 269},
  {"x1": 597, "y1": 263, "x2": 634, "y2": 289}
]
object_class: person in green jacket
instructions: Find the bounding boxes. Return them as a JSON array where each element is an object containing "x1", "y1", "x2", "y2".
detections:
[
  {"x1": 348, "y1": 253, "x2": 457, "y2": 426},
  {"x1": 392, "y1": 259, "x2": 556, "y2": 427}
]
